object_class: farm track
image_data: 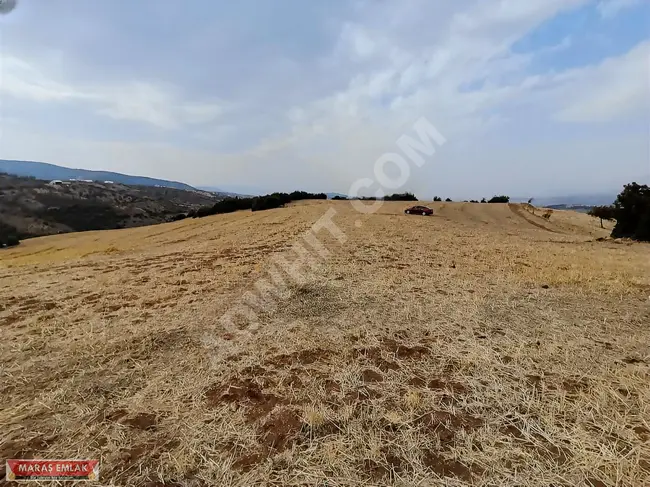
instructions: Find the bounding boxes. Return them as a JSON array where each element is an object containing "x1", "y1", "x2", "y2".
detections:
[{"x1": 508, "y1": 203, "x2": 563, "y2": 233}]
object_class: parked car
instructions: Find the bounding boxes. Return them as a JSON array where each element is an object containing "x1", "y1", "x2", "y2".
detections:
[{"x1": 405, "y1": 205, "x2": 433, "y2": 216}]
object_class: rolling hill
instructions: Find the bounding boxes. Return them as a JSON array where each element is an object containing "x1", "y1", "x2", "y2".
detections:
[
  {"x1": 0, "y1": 159, "x2": 196, "y2": 191},
  {"x1": 1, "y1": 200, "x2": 648, "y2": 486},
  {"x1": 0, "y1": 173, "x2": 221, "y2": 239}
]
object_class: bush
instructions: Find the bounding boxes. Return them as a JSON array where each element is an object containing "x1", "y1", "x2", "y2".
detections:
[
  {"x1": 611, "y1": 182, "x2": 650, "y2": 241},
  {"x1": 480, "y1": 198, "x2": 487, "y2": 203},
  {"x1": 252, "y1": 194, "x2": 284, "y2": 212},
  {"x1": 332, "y1": 195, "x2": 347, "y2": 200},
  {"x1": 289, "y1": 191, "x2": 326, "y2": 200},
  {"x1": 41, "y1": 203, "x2": 126, "y2": 231},
  {"x1": 4, "y1": 235, "x2": 20, "y2": 247},
  {"x1": 384, "y1": 192, "x2": 418, "y2": 201},
  {"x1": 433, "y1": 196, "x2": 442, "y2": 202},
  {"x1": 488, "y1": 195, "x2": 510, "y2": 203},
  {"x1": 445, "y1": 198, "x2": 452, "y2": 202},
  {"x1": 213, "y1": 197, "x2": 255, "y2": 214},
  {"x1": 0, "y1": 220, "x2": 20, "y2": 242},
  {"x1": 190, "y1": 191, "x2": 330, "y2": 218}
]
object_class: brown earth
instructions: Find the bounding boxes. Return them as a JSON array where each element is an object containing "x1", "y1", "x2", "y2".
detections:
[{"x1": 0, "y1": 200, "x2": 649, "y2": 486}]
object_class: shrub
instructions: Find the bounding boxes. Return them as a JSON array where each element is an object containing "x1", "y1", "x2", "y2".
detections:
[
  {"x1": 0, "y1": 220, "x2": 20, "y2": 242},
  {"x1": 488, "y1": 195, "x2": 510, "y2": 203},
  {"x1": 5, "y1": 235, "x2": 20, "y2": 247},
  {"x1": 289, "y1": 191, "x2": 326, "y2": 200},
  {"x1": 252, "y1": 194, "x2": 284, "y2": 212},
  {"x1": 433, "y1": 196, "x2": 442, "y2": 202},
  {"x1": 480, "y1": 198, "x2": 487, "y2": 203},
  {"x1": 384, "y1": 192, "x2": 418, "y2": 201},
  {"x1": 445, "y1": 198, "x2": 452, "y2": 202},
  {"x1": 332, "y1": 195, "x2": 347, "y2": 200},
  {"x1": 611, "y1": 182, "x2": 650, "y2": 241},
  {"x1": 470, "y1": 200, "x2": 479, "y2": 203},
  {"x1": 190, "y1": 190, "x2": 330, "y2": 218},
  {"x1": 194, "y1": 206, "x2": 214, "y2": 218},
  {"x1": 212, "y1": 197, "x2": 255, "y2": 214},
  {"x1": 41, "y1": 203, "x2": 126, "y2": 231},
  {"x1": 588, "y1": 205, "x2": 615, "y2": 228},
  {"x1": 170, "y1": 213, "x2": 187, "y2": 222}
]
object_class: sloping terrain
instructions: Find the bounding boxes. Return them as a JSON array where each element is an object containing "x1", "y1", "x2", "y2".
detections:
[
  {"x1": 0, "y1": 173, "x2": 222, "y2": 239},
  {"x1": 0, "y1": 159, "x2": 196, "y2": 191},
  {"x1": 1, "y1": 201, "x2": 648, "y2": 486}
]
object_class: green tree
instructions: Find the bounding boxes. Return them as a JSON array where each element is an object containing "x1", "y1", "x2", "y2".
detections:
[
  {"x1": 588, "y1": 205, "x2": 615, "y2": 228},
  {"x1": 488, "y1": 195, "x2": 510, "y2": 203},
  {"x1": 611, "y1": 182, "x2": 650, "y2": 241}
]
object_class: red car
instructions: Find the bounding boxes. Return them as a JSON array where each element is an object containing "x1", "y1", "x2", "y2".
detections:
[{"x1": 405, "y1": 205, "x2": 433, "y2": 216}]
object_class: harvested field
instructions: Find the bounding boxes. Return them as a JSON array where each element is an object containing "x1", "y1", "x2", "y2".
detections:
[{"x1": 1, "y1": 201, "x2": 649, "y2": 486}]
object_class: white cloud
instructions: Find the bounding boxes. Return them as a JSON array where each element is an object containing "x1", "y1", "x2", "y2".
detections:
[
  {"x1": 339, "y1": 24, "x2": 377, "y2": 59},
  {"x1": 0, "y1": 54, "x2": 224, "y2": 129},
  {"x1": 0, "y1": 56, "x2": 88, "y2": 102},
  {"x1": 554, "y1": 41, "x2": 650, "y2": 122},
  {"x1": 94, "y1": 82, "x2": 223, "y2": 129},
  {"x1": 597, "y1": 0, "x2": 642, "y2": 18},
  {"x1": 0, "y1": 0, "x2": 648, "y2": 196}
]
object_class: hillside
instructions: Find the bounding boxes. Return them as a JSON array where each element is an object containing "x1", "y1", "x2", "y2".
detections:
[
  {"x1": 0, "y1": 159, "x2": 196, "y2": 191},
  {"x1": 1, "y1": 201, "x2": 648, "y2": 486},
  {"x1": 0, "y1": 173, "x2": 221, "y2": 239}
]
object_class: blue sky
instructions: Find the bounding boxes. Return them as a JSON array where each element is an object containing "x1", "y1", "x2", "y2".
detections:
[{"x1": 0, "y1": 0, "x2": 648, "y2": 198}]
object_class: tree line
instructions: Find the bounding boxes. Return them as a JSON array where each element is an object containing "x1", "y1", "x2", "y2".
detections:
[{"x1": 182, "y1": 191, "x2": 327, "y2": 219}]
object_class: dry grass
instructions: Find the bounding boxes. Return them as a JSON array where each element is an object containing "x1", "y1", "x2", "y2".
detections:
[{"x1": 1, "y1": 201, "x2": 649, "y2": 486}]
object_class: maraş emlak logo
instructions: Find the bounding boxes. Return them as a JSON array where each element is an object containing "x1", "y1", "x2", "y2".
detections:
[
  {"x1": 0, "y1": 0, "x2": 17, "y2": 15},
  {"x1": 5, "y1": 459, "x2": 99, "y2": 482}
]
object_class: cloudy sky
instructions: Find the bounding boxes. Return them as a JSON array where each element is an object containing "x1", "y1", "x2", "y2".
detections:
[{"x1": 0, "y1": 0, "x2": 648, "y2": 198}]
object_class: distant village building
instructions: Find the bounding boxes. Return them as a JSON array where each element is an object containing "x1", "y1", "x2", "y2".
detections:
[{"x1": 48, "y1": 180, "x2": 63, "y2": 186}]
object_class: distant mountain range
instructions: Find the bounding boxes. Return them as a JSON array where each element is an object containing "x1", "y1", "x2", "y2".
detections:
[
  {"x1": 197, "y1": 185, "x2": 256, "y2": 197},
  {"x1": 0, "y1": 159, "x2": 622, "y2": 208},
  {"x1": 513, "y1": 194, "x2": 617, "y2": 207},
  {"x1": 0, "y1": 160, "x2": 196, "y2": 191}
]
